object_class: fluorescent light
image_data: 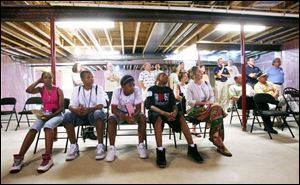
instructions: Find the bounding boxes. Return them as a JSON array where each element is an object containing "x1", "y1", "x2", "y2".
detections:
[
  {"x1": 215, "y1": 24, "x2": 266, "y2": 32},
  {"x1": 56, "y1": 21, "x2": 115, "y2": 29}
]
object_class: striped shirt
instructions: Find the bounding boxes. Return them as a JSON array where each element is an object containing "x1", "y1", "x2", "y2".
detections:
[{"x1": 138, "y1": 71, "x2": 155, "y2": 89}]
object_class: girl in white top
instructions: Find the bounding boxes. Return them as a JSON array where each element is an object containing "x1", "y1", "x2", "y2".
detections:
[
  {"x1": 106, "y1": 75, "x2": 147, "y2": 162},
  {"x1": 174, "y1": 71, "x2": 189, "y2": 115}
]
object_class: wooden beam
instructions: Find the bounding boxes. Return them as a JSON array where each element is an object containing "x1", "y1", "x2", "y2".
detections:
[
  {"x1": 132, "y1": 22, "x2": 141, "y2": 54},
  {"x1": 119, "y1": 22, "x2": 124, "y2": 55},
  {"x1": 163, "y1": 23, "x2": 193, "y2": 53},
  {"x1": 2, "y1": 42, "x2": 36, "y2": 57},
  {"x1": 1, "y1": 24, "x2": 51, "y2": 56},
  {"x1": 247, "y1": 27, "x2": 283, "y2": 42},
  {"x1": 85, "y1": 28, "x2": 102, "y2": 52},
  {"x1": 269, "y1": 31, "x2": 299, "y2": 43},
  {"x1": 104, "y1": 28, "x2": 113, "y2": 51},
  {"x1": 260, "y1": 27, "x2": 297, "y2": 43},
  {"x1": 143, "y1": 22, "x2": 156, "y2": 54},
  {"x1": 174, "y1": 24, "x2": 209, "y2": 52},
  {"x1": 5, "y1": 22, "x2": 68, "y2": 57},
  {"x1": 1, "y1": 35, "x2": 48, "y2": 57}
]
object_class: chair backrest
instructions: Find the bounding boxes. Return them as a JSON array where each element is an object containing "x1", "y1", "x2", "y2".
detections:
[
  {"x1": 284, "y1": 87, "x2": 299, "y2": 98},
  {"x1": 22, "y1": 97, "x2": 42, "y2": 111},
  {"x1": 1, "y1": 97, "x2": 17, "y2": 106},
  {"x1": 283, "y1": 87, "x2": 299, "y2": 113},
  {"x1": 25, "y1": 97, "x2": 42, "y2": 105},
  {"x1": 237, "y1": 96, "x2": 256, "y2": 110},
  {"x1": 64, "y1": 98, "x2": 70, "y2": 109}
]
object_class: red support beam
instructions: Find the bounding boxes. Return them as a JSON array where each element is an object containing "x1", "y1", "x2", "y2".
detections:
[
  {"x1": 50, "y1": 17, "x2": 56, "y2": 85},
  {"x1": 240, "y1": 24, "x2": 247, "y2": 131}
]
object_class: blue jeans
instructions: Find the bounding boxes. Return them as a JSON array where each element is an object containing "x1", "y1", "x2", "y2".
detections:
[{"x1": 63, "y1": 110, "x2": 106, "y2": 127}]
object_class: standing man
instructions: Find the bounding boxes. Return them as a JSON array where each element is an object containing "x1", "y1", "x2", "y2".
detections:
[
  {"x1": 265, "y1": 58, "x2": 284, "y2": 96},
  {"x1": 152, "y1": 64, "x2": 163, "y2": 80},
  {"x1": 213, "y1": 58, "x2": 230, "y2": 110},
  {"x1": 138, "y1": 63, "x2": 155, "y2": 101},
  {"x1": 104, "y1": 62, "x2": 120, "y2": 93},
  {"x1": 246, "y1": 58, "x2": 262, "y2": 88}
]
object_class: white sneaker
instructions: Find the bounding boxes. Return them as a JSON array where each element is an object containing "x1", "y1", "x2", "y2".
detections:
[
  {"x1": 66, "y1": 144, "x2": 79, "y2": 161},
  {"x1": 105, "y1": 146, "x2": 116, "y2": 162},
  {"x1": 137, "y1": 143, "x2": 148, "y2": 159},
  {"x1": 37, "y1": 154, "x2": 53, "y2": 173},
  {"x1": 95, "y1": 143, "x2": 105, "y2": 160},
  {"x1": 10, "y1": 154, "x2": 24, "y2": 174}
]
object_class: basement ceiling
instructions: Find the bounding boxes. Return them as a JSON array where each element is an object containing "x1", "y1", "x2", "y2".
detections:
[{"x1": 1, "y1": 1, "x2": 299, "y2": 63}]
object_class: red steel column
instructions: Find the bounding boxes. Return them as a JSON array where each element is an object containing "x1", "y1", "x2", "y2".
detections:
[
  {"x1": 240, "y1": 24, "x2": 247, "y2": 131},
  {"x1": 50, "y1": 17, "x2": 56, "y2": 85}
]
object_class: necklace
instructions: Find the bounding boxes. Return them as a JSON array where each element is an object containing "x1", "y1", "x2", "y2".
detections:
[{"x1": 82, "y1": 88, "x2": 92, "y2": 108}]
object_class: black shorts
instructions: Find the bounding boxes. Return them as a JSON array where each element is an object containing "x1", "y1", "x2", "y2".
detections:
[{"x1": 148, "y1": 111, "x2": 182, "y2": 133}]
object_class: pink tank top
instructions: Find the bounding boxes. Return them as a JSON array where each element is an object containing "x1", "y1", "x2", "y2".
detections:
[{"x1": 41, "y1": 86, "x2": 60, "y2": 113}]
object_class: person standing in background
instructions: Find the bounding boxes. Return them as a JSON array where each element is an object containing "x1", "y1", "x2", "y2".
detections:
[
  {"x1": 104, "y1": 62, "x2": 120, "y2": 93},
  {"x1": 138, "y1": 63, "x2": 155, "y2": 101},
  {"x1": 72, "y1": 63, "x2": 83, "y2": 87},
  {"x1": 213, "y1": 58, "x2": 230, "y2": 110},
  {"x1": 265, "y1": 58, "x2": 284, "y2": 96},
  {"x1": 226, "y1": 59, "x2": 240, "y2": 112},
  {"x1": 169, "y1": 62, "x2": 185, "y2": 90},
  {"x1": 246, "y1": 58, "x2": 262, "y2": 88},
  {"x1": 199, "y1": 65, "x2": 210, "y2": 84},
  {"x1": 152, "y1": 64, "x2": 163, "y2": 80}
]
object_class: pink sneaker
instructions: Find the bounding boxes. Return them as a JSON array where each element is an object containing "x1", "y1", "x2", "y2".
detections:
[
  {"x1": 10, "y1": 154, "x2": 24, "y2": 174},
  {"x1": 37, "y1": 154, "x2": 53, "y2": 173}
]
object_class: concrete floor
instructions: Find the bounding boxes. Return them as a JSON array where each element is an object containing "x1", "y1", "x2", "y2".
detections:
[{"x1": 1, "y1": 115, "x2": 299, "y2": 184}]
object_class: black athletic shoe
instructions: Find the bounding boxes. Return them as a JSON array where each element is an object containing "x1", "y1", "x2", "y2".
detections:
[
  {"x1": 156, "y1": 148, "x2": 167, "y2": 168},
  {"x1": 188, "y1": 144, "x2": 204, "y2": 163}
]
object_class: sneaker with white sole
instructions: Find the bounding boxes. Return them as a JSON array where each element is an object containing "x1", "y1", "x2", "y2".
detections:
[
  {"x1": 10, "y1": 154, "x2": 24, "y2": 174},
  {"x1": 95, "y1": 143, "x2": 105, "y2": 160},
  {"x1": 66, "y1": 144, "x2": 79, "y2": 161},
  {"x1": 137, "y1": 143, "x2": 148, "y2": 159},
  {"x1": 105, "y1": 146, "x2": 116, "y2": 162},
  {"x1": 37, "y1": 154, "x2": 54, "y2": 173}
]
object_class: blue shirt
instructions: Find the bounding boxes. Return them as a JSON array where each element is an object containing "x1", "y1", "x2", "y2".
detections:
[
  {"x1": 246, "y1": 65, "x2": 261, "y2": 86},
  {"x1": 213, "y1": 66, "x2": 230, "y2": 82},
  {"x1": 266, "y1": 66, "x2": 284, "y2": 84}
]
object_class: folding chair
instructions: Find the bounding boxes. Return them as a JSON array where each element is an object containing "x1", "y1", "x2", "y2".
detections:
[
  {"x1": 16, "y1": 97, "x2": 42, "y2": 131},
  {"x1": 283, "y1": 87, "x2": 299, "y2": 125},
  {"x1": 1, "y1": 97, "x2": 19, "y2": 131},
  {"x1": 252, "y1": 93, "x2": 295, "y2": 139},
  {"x1": 33, "y1": 98, "x2": 70, "y2": 154},
  {"x1": 229, "y1": 96, "x2": 261, "y2": 127},
  {"x1": 185, "y1": 116, "x2": 208, "y2": 138}
]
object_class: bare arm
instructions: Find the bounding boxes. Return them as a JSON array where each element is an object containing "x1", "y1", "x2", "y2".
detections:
[{"x1": 26, "y1": 78, "x2": 43, "y2": 94}]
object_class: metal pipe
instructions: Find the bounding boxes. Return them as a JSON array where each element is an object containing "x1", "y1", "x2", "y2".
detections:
[
  {"x1": 49, "y1": 3, "x2": 299, "y2": 18},
  {"x1": 240, "y1": 24, "x2": 247, "y2": 131},
  {"x1": 50, "y1": 17, "x2": 56, "y2": 85}
]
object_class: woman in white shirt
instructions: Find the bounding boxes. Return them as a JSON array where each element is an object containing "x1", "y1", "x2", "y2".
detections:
[{"x1": 186, "y1": 66, "x2": 232, "y2": 157}]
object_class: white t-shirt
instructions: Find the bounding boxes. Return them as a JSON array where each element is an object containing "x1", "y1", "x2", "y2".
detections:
[
  {"x1": 70, "y1": 85, "x2": 107, "y2": 108},
  {"x1": 111, "y1": 87, "x2": 143, "y2": 113},
  {"x1": 104, "y1": 70, "x2": 120, "y2": 92},
  {"x1": 138, "y1": 71, "x2": 155, "y2": 89}
]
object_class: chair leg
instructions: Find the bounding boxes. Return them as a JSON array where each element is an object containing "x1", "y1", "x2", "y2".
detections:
[
  {"x1": 198, "y1": 123, "x2": 202, "y2": 133},
  {"x1": 173, "y1": 130, "x2": 177, "y2": 148},
  {"x1": 34, "y1": 131, "x2": 41, "y2": 154},
  {"x1": 5, "y1": 114, "x2": 12, "y2": 131},
  {"x1": 204, "y1": 122, "x2": 207, "y2": 138},
  {"x1": 105, "y1": 123, "x2": 108, "y2": 151},
  {"x1": 76, "y1": 126, "x2": 81, "y2": 144},
  {"x1": 15, "y1": 114, "x2": 22, "y2": 131},
  {"x1": 149, "y1": 123, "x2": 152, "y2": 133},
  {"x1": 250, "y1": 117, "x2": 255, "y2": 133},
  {"x1": 145, "y1": 130, "x2": 148, "y2": 149},
  {"x1": 282, "y1": 117, "x2": 295, "y2": 138},
  {"x1": 169, "y1": 128, "x2": 171, "y2": 140},
  {"x1": 229, "y1": 108, "x2": 234, "y2": 125},
  {"x1": 179, "y1": 131, "x2": 182, "y2": 140},
  {"x1": 25, "y1": 114, "x2": 30, "y2": 127},
  {"x1": 236, "y1": 109, "x2": 242, "y2": 125},
  {"x1": 64, "y1": 137, "x2": 69, "y2": 153}
]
